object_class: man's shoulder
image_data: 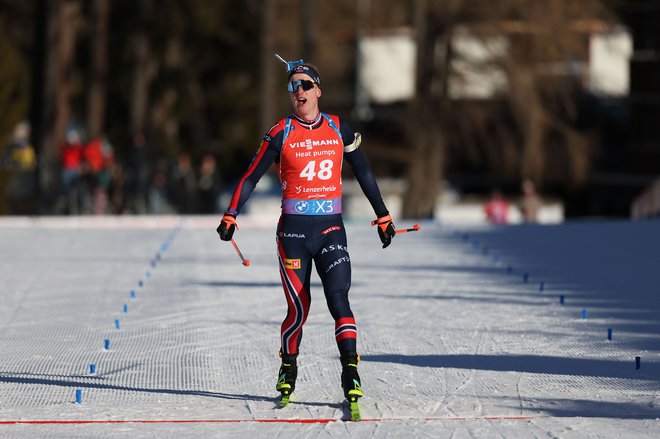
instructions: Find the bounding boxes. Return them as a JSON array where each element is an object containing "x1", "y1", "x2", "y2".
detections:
[{"x1": 263, "y1": 119, "x2": 289, "y2": 144}]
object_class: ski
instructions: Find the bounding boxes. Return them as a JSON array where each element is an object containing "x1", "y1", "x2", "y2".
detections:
[
  {"x1": 348, "y1": 396, "x2": 361, "y2": 422},
  {"x1": 278, "y1": 391, "x2": 292, "y2": 407}
]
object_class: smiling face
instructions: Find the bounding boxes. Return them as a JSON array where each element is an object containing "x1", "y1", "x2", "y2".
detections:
[{"x1": 288, "y1": 73, "x2": 322, "y2": 121}]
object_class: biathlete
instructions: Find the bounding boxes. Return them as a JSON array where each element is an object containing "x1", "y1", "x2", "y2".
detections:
[{"x1": 217, "y1": 58, "x2": 396, "y2": 408}]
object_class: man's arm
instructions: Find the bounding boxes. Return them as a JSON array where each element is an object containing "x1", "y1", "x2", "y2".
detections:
[
  {"x1": 226, "y1": 126, "x2": 283, "y2": 216},
  {"x1": 217, "y1": 125, "x2": 282, "y2": 241}
]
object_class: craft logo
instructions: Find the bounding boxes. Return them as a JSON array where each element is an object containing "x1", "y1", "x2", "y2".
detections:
[{"x1": 284, "y1": 258, "x2": 301, "y2": 270}]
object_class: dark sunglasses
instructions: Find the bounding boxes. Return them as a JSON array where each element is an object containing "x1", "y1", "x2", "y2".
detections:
[{"x1": 287, "y1": 79, "x2": 315, "y2": 93}]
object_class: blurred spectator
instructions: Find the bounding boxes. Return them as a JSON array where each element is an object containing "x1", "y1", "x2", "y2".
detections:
[
  {"x1": 148, "y1": 163, "x2": 170, "y2": 214},
  {"x1": 128, "y1": 131, "x2": 148, "y2": 214},
  {"x1": 59, "y1": 128, "x2": 85, "y2": 214},
  {"x1": 2, "y1": 121, "x2": 37, "y2": 214},
  {"x1": 84, "y1": 135, "x2": 114, "y2": 214},
  {"x1": 483, "y1": 189, "x2": 509, "y2": 224},
  {"x1": 169, "y1": 152, "x2": 198, "y2": 214},
  {"x1": 197, "y1": 153, "x2": 221, "y2": 214},
  {"x1": 107, "y1": 162, "x2": 127, "y2": 214},
  {"x1": 518, "y1": 179, "x2": 541, "y2": 223}
]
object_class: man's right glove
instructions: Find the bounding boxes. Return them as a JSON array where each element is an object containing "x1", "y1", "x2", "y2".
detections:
[
  {"x1": 217, "y1": 211, "x2": 237, "y2": 241},
  {"x1": 371, "y1": 214, "x2": 395, "y2": 249}
]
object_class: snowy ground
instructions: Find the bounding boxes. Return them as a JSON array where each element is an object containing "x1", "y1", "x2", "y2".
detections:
[{"x1": 0, "y1": 215, "x2": 658, "y2": 438}]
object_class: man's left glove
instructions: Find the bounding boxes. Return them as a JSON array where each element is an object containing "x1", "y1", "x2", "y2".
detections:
[
  {"x1": 371, "y1": 214, "x2": 395, "y2": 249},
  {"x1": 217, "y1": 211, "x2": 237, "y2": 241}
]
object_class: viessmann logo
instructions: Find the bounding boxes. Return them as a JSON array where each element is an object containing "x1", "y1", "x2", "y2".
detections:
[{"x1": 289, "y1": 138, "x2": 340, "y2": 150}]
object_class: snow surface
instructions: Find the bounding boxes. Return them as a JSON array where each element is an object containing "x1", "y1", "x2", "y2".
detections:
[{"x1": 0, "y1": 215, "x2": 658, "y2": 438}]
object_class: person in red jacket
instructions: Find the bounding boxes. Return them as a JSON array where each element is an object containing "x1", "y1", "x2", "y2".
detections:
[
  {"x1": 484, "y1": 190, "x2": 509, "y2": 224},
  {"x1": 217, "y1": 59, "x2": 395, "y2": 407}
]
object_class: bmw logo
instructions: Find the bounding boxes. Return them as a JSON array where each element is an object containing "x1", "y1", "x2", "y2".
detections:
[{"x1": 295, "y1": 201, "x2": 309, "y2": 213}]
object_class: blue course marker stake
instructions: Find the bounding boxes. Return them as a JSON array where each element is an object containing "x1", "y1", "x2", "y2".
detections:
[
  {"x1": 123, "y1": 304, "x2": 128, "y2": 313},
  {"x1": 607, "y1": 328, "x2": 612, "y2": 341},
  {"x1": 523, "y1": 273, "x2": 529, "y2": 283},
  {"x1": 89, "y1": 363, "x2": 96, "y2": 375},
  {"x1": 130, "y1": 290, "x2": 136, "y2": 299},
  {"x1": 75, "y1": 388, "x2": 82, "y2": 404},
  {"x1": 507, "y1": 266, "x2": 513, "y2": 274},
  {"x1": 138, "y1": 280, "x2": 144, "y2": 288},
  {"x1": 560, "y1": 295, "x2": 565, "y2": 305},
  {"x1": 635, "y1": 356, "x2": 641, "y2": 370},
  {"x1": 104, "y1": 339, "x2": 110, "y2": 350},
  {"x1": 539, "y1": 282, "x2": 545, "y2": 292},
  {"x1": 115, "y1": 319, "x2": 120, "y2": 330},
  {"x1": 581, "y1": 308, "x2": 587, "y2": 320}
]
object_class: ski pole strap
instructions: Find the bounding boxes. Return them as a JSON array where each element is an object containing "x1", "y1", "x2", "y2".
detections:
[
  {"x1": 222, "y1": 211, "x2": 238, "y2": 230},
  {"x1": 371, "y1": 214, "x2": 392, "y2": 232}
]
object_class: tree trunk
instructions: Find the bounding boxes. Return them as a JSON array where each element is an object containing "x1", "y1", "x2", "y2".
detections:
[
  {"x1": 36, "y1": 0, "x2": 80, "y2": 209},
  {"x1": 402, "y1": 0, "x2": 444, "y2": 219},
  {"x1": 87, "y1": 0, "x2": 109, "y2": 139},
  {"x1": 259, "y1": 0, "x2": 276, "y2": 134},
  {"x1": 302, "y1": 0, "x2": 316, "y2": 61},
  {"x1": 130, "y1": 0, "x2": 156, "y2": 136}
]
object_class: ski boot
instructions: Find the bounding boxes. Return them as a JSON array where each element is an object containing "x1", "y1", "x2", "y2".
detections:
[
  {"x1": 341, "y1": 352, "x2": 362, "y2": 421},
  {"x1": 276, "y1": 353, "x2": 297, "y2": 406}
]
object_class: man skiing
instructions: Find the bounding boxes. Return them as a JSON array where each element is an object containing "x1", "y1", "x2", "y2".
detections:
[{"x1": 217, "y1": 57, "x2": 395, "y2": 415}]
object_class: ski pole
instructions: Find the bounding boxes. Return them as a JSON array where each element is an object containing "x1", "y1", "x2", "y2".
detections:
[
  {"x1": 230, "y1": 238, "x2": 250, "y2": 267},
  {"x1": 395, "y1": 224, "x2": 421, "y2": 234}
]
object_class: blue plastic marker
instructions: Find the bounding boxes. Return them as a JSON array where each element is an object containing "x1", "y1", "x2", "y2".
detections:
[
  {"x1": 115, "y1": 319, "x2": 120, "y2": 330},
  {"x1": 104, "y1": 339, "x2": 110, "y2": 350},
  {"x1": 130, "y1": 290, "x2": 136, "y2": 298},
  {"x1": 607, "y1": 328, "x2": 612, "y2": 341},
  {"x1": 75, "y1": 388, "x2": 82, "y2": 404},
  {"x1": 539, "y1": 282, "x2": 545, "y2": 292},
  {"x1": 138, "y1": 280, "x2": 144, "y2": 288},
  {"x1": 581, "y1": 308, "x2": 587, "y2": 320},
  {"x1": 523, "y1": 273, "x2": 529, "y2": 283},
  {"x1": 635, "y1": 356, "x2": 641, "y2": 370},
  {"x1": 560, "y1": 295, "x2": 565, "y2": 305},
  {"x1": 507, "y1": 266, "x2": 513, "y2": 274},
  {"x1": 89, "y1": 363, "x2": 96, "y2": 375},
  {"x1": 123, "y1": 304, "x2": 128, "y2": 313}
]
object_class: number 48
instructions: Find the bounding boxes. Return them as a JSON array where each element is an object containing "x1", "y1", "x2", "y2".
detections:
[{"x1": 300, "y1": 159, "x2": 333, "y2": 181}]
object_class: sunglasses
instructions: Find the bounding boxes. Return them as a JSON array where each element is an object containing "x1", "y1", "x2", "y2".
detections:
[{"x1": 287, "y1": 79, "x2": 316, "y2": 93}]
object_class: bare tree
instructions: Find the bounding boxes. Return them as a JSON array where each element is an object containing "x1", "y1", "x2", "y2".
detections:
[
  {"x1": 401, "y1": 0, "x2": 617, "y2": 218},
  {"x1": 130, "y1": 0, "x2": 157, "y2": 137},
  {"x1": 402, "y1": 0, "x2": 446, "y2": 218},
  {"x1": 86, "y1": 0, "x2": 109, "y2": 139},
  {"x1": 36, "y1": 0, "x2": 81, "y2": 198},
  {"x1": 259, "y1": 0, "x2": 276, "y2": 134}
]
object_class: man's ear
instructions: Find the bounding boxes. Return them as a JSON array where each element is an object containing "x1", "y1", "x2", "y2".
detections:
[{"x1": 316, "y1": 87, "x2": 322, "y2": 98}]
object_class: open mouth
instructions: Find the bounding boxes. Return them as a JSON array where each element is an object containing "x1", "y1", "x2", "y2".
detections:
[{"x1": 296, "y1": 98, "x2": 307, "y2": 104}]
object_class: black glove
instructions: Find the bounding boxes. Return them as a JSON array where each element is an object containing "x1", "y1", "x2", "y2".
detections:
[
  {"x1": 371, "y1": 214, "x2": 396, "y2": 249},
  {"x1": 217, "y1": 211, "x2": 237, "y2": 241}
]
